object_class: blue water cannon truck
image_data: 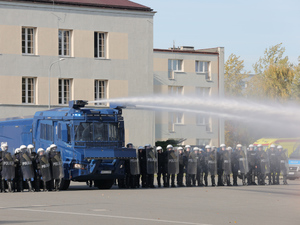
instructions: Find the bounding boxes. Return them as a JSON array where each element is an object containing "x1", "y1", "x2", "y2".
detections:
[{"x1": 0, "y1": 100, "x2": 136, "y2": 189}]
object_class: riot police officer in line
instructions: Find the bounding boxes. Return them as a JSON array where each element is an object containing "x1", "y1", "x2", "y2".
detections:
[
  {"x1": 196, "y1": 148, "x2": 205, "y2": 187},
  {"x1": 156, "y1": 146, "x2": 164, "y2": 187},
  {"x1": 186, "y1": 146, "x2": 197, "y2": 187},
  {"x1": 0, "y1": 143, "x2": 3, "y2": 192},
  {"x1": 206, "y1": 145, "x2": 217, "y2": 187},
  {"x1": 177, "y1": 147, "x2": 185, "y2": 187},
  {"x1": 277, "y1": 145, "x2": 288, "y2": 185},
  {"x1": 268, "y1": 144, "x2": 279, "y2": 185},
  {"x1": 257, "y1": 144, "x2": 269, "y2": 185},
  {"x1": 223, "y1": 147, "x2": 232, "y2": 186},
  {"x1": 27, "y1": 144, "x2": 39, "y2": 191},
  {"x1": 49, "y1": 144, "x2": 64, "y2": 191},
  {"x1": 247, "y1": 144, "x2": 257, "y2": 185},
  {"x1": 1, "y1": 142, "x2": 15, "y2": 193},
  {"x1": 138, "y1": 146, "x2": 146, "y2": 188},
  {"x1": 128, "y1": 143, "x2": 140, "y2": 189},
  {"x1": 217, "y1": 144, "x2": 226, "y2": 186},
  {"x1": 19, "y1": 145, "x2": 35, "y2": 192},
  {"x1": 165, "y1": 144, "x2": 178, "y2": 187},
  {"x1": 36, "y1": 148, "x2": 51, "y2": 192},
  {"x1": 145, "y1": 144, "x2": 156, "y2": 188}
]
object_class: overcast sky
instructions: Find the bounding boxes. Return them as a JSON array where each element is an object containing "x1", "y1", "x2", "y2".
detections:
[{"x1": 136, "y1": 0, "x2": 300, "y2": 73}]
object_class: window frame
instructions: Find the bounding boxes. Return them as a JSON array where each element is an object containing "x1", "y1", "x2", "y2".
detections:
[
  {"x1": 94, "y1": 32, "x2": 107, "y2": 59},
  {"x1": 196, "y1": 139, "x2": 211, "y2": 146},
  {"x1": 195, "y1": 61, "x2": 211, "y2": 80},
  {"x1": 22, "y1": 27, "x2": 36, "y2": 55},
  {"x1": 22, "y1": 77, "x2": 36, "y2": 104},
  {"x1": 94, "y1": 80, "x2": 108, "y2": 106},
  {"x1": 58, "y1": 29, "x2": 72, "y2": 57},
  {"x1": 168, "y1": 86, "x2": 183, "y2": 95},
  {"x1": 58, "y1": 78, "x2": 72, "y2": 105}
]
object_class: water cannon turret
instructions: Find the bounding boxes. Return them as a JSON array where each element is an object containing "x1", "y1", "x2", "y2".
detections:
[{"x1": 69, "y1": 100, "x2": 88, "y2": 109}]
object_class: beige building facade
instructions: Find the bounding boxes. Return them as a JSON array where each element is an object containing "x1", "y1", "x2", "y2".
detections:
[
  {"x1": 0, "y1": 0, "x2": 155, "y2": 146},
  {"x1": 153, "y1": 47, "x2": 225, "y2": 146},
  {"x1": 0, "y1": 0, "x2": 224, "y2": 147}
]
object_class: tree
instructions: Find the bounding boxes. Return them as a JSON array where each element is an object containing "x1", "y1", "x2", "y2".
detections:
[
  {"x1": 291, "y1": 57, "x2": 300, "y2": 100},
  {"x1": 247, "y1": 43, "x2": 295, "y2": 101},
  {"x1": 224, "y1": 54, "x2": 252, "y2": 147},
  {"x1": 224, "y1": 54, "x2": 249, "y2": 97}
]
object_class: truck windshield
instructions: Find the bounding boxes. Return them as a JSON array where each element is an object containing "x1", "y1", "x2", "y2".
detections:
[{"x1": 75, "y1": 122, "x2": 119, "y2": 142}]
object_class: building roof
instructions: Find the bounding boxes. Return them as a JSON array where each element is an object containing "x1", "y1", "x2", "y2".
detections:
[
  {"x1": 4, "y1": 0, "x2": 153, "y2": 12},
  {"x1": 154, "y1": 48, "x2": 219, "y2": 55}
]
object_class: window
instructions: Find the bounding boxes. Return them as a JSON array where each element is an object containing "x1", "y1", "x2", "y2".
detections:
[
  {"x1": 196, "y1": 114, "x2": 212, "y2": 131},
  {"x1": 168, "y1": 86, "x2": 183, "y2": 95},
  {"x1": 196, "y1": 87, "x2": 210, "y2": 97},
  {"x1": 94, "y1": 80, "x2": 108, "y2": 106},
  {"x1": 195, "y1": 61, "x2": 211, "y2": 80},
  {"x1": 168, "y1": 112, "x2": 184, "y2": 132},
  {"x1": 22, "y1": 77, "x2": 35, "y2": 104},
  {"x1": 40, "y1": 124, "x2": 53, "y2": 141},
  {"x1": 197, "y1": 139, "x2": 211, "y2": 146},
  {"x1": 168, "y1": 59, "x2": 183, "y2": 79},
  {"x1": 94, "y1": 32, "x2": 106, "y2": 58},
  {"x1": 58, "y1": 79, "x2": 72, "y2": 105},
  {"x1": 59, "y1": 30, "x2": 71, "y2": 56},
  {"x1": 22, "y1": 27, "x2": 35, "y2": 54}
]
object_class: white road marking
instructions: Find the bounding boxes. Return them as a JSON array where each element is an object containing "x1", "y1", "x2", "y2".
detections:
[
  {"x1": 9, "y1": 208, "x2": 212, "y2": 225},
  {"x1": 92, "y1": 209, "x2": 108, "y2": 212}
]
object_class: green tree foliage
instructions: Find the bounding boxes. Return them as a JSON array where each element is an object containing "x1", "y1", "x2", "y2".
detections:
[
  {"x1": 247, "y1": 43, "x2": 295, "y2": 101},
  {"x1": 224, "y1": 54, "x2": 249, "y2": 97}
]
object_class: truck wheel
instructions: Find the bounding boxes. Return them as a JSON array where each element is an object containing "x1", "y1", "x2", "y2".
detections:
[
  {"x1": 94, "y1": 179, "x2": 114, "y2": 189},
  {"x1": 60, "y1": 179, "x2": 70, "y2": 190}
]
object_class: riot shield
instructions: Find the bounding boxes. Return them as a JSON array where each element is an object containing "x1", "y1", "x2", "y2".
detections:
[
  {"x1": 50, "y1": 152, "x2": 64, "y2": 179},
  {"x1": 187, "y1": 151, "x2": 197, "y2": 175},
  {"x1": 146, "y1": 148, "x2": 158, "y2": 174},
  {"x1": 208, "y1": 150, "x2": 217, "y2": 175},
  {"x1": 222, "y1": 150, "x2": 232, "y2": 175},
  {"x1": 167, "y1": 149, "x2": 179, "y2": 175},
  {"x1": 130, "y1": 149, "x2": 140, "y2": 175},
  {"x1": 260, "y1": 151, "x2": 270, "y2": 176},
  {"x1": 238, "y1": 149, "x2": 249, "y2": 174},
  {"x1": 2, "y1": 152, "x2": 15, "y2": 180},
  {"x1": 279, "y1": 150, "x2": 288, "y2": 176},
  {"x1": 39, "y1": 154, "x2": 52, "y2": 182},
  {"x1": 20, "y1": 152, "x2": 35, "y2": 180}
]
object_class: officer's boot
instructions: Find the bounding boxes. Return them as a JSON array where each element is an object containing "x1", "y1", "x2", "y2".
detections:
[
  {"x1": 171, "y1": 175, "x2": 176, "y2": 187},
  {"x1": 27, "y1": 180, "x2": 33, "y2": 192},
  {"x1": 283, "y1": 175, "x2": 288, "y2": 185},
  {"x1": 7, "y1": 180, "x2": 13, "y2": 193},
  {"x1": 1, "y1": 180, "x2": 6, "y2": 193},
  {"x1": 0, "y1": 179, "x2": 3, "y2": 193},
  {"x1": 35, "y1": 177, "x2": 40, "y2": 192},
  {"x1": 157, "y1": 175, "x2": 161, "y2": 187},
  {"x1": 204, "y1": 174, "x2": 208, "y2": 186},
  {"x1": 276, "y1": 172, "x2": 280, "y2": 185},
  {"x1": 211, "y1": 175, "x2": 216, "y2": 187},
  {"x1": 227, "y1": 175, "x2": 232, "y2": 186},
  {"x1": 43, "y1": 181, "x2": 48, "y2": 192}
]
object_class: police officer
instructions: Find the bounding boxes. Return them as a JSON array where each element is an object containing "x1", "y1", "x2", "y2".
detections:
[
  {"x1": 36, "y1": 148, "x2": 52, "y2": 191},
  {"x1": 196, "y1": 148, "x2": 205, "y2": 187},
  {"x1": 13, "y1": 148, "x2": 22, "y2": 192},
  {"x1": 186, "y1": 145, "x2": 197, "y2": 187},
  {"x1": 268, "y1": 144, "x2": 279, "y2": 185},
  {"x1": 0, "y1": 143, "x2": 3, "y2": 192},
  {"x1": 247, "y1": 144, "x2": 257, "y2": 185},
  {"x1": 236, "y1": 144, "x2": 248, "y2": 186},
  {"x1": 145, "y1": 144, "x2": 156, "y2": 188},
  {"x1": 183, "y1": 145, "x2": 191, "y2": 186},
  {"x1": 231, "y1": 144, "x2": 240, "y2": 186},
  {"x1": 1, "y1": 142, "x2": 15, "y2": 192},
  {"x1": 49, "y1": 144, "x2": 64, "y2": 191},
  {"x1": 217, "y1": 144, "x2": 226, "y2": 186},
  {"x1": 124, "y1": 143, "x2": 133, "y2": 189},
  {"x1": 256, "y1": 144, "x2": 267, "y2": 185},
  {"x1": 206, "y1": 145, "x2": 217, "y2": 187},
  {"x1": 27, "y1": 144, "x2": 39, "y2": 191},
  {"x1": 20, "y1": 145, "x2": 34, "y2": 192},
  {"x1": 156, "y1": 146, "x2": 164, "y2": 187},
  {"x1": 277, "y1": 145, "x2": 288, "y2": 185},
  {"x1": 138, "y1": 146, "x2": 147, "y2": 188},
  {"x1": 177, "y1": 147, "x2": 185, "y2": 187},
  {"x1": 224, "y1": 147, "x2": 233, "y2": 186},
  {"x1": 165, "y1": 144, "x2": 177, "y2": 187}
]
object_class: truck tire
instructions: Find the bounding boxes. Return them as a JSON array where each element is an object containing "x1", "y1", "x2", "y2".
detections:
[
  {"x1": 94, "y1": 179, "x2": 114, "y2": 189},
  {"x1": 60, "y1": 179, "x2": 71, "y2": 190}
]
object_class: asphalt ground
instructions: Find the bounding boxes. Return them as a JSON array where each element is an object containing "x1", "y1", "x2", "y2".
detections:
[{"x1": 0, "y1": 179, "x2": 299, "y2": 225}]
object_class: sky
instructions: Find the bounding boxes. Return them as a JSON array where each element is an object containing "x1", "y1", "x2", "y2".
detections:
[{"x1": 136, "y1": 0, "x2": 300, "y2": 73}]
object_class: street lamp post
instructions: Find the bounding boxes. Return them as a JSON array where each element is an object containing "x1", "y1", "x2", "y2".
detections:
[{"x1": 48, "y1": 58, "x2": 65, "y2": 109}]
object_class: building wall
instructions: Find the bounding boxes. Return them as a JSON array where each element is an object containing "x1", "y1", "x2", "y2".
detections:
[
  {"x1": 153, "y1": 49, "x2": 225, "y2": 146},
  {"x1": 0, "y1": 1, "x2": 155, "y2": 146}
]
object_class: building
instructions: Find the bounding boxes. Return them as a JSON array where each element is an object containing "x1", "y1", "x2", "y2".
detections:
[
  {"x1": 0, "y1": 0, "x2": 224, "y2": 147},
  {"x1": 0, "y1": 0, "x2": 155, "y2": 146},
  {"x1": 153, "y1": 46, "x2": 225, "y2": 146}
]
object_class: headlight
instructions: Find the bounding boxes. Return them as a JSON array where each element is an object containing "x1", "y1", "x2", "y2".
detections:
[{"x1": 74, "y1": 163, "x2": 85, "y2": 170}]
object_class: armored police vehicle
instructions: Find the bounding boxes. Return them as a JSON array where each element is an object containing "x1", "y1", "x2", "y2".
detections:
[{"x1": 0, "y1": 100, "x2": 136, "y2": 189}]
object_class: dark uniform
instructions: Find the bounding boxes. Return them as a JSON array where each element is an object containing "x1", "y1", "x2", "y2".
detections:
[
  {"x1": 13, "y1": 150, "x2": 23, "y2": 192},
  {"x1": 231, "y1": 148, "x2": 239, "y2": 186},
  {"x1": 196, "y1": 149, "x2": 205, "y2": 187},
  {"x1": 247, "y1": 146, "x2": 257, "y2": 185},
  {"x1": 157, "y1": 147, "x2": 164, "y2": 187},
  {"x1": 177, "y1": 148, "x2": 185, "y2": 187},
  {"x1": 138, "y1": 147, "x2": 147, "y2": 188},
  {"x1": 0, "y1": 150, "x2": 3, "y2": 192},
  {"x1": 257, "y1": 148, "x2": 269, "y2": 185},
  {"x1": 217, "y1": 145, "x2": 226, "y2": 186},
  {"x1": 268, "y1": 147, "x2": 279, "y2": 185}
]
